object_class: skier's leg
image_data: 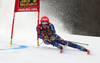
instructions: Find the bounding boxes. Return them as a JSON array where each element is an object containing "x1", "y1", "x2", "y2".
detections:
[
  {"x1": 67, "y1": 41, "x2": 90, "y2": 54},
  {"x1": 50, "y1": 41, "x2": 63, "y2": 49},
  {"x1": 66, "y1": 41, "x2": 88, "y2": 51},
  {"x1": 55, "y1": 40, "x2": 67, "y2": 45},
  {"x1": 55, "y1": 39, "x2": 90, "y2": 54},
  {"x1": 55, "y1": 39, "x2": 88, "y2": 52},
  {"x1": 44, "y1": 40, "x2": 63, "y2": 50},
  {"x1": 51, "y1": 42, "x2": 63, "y2": 53}
]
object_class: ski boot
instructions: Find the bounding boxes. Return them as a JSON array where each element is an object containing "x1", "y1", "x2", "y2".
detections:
[
  {"x1": 81, "y1": 47, "x2": 90, "y2": 55},
  {"x1": 57, "y1": 45, "x2": 63, "y2": 53},
  {"x1": 84, "y1": 49, "x2": 90, "y2": 55}
]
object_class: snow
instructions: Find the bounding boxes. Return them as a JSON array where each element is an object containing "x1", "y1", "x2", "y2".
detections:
[
  {"x1": 0, "y1": 35, "x2": 100, "y2": 63},
  {"x1": 0, "y1": 0, "x2": 100, "y2": 63}
]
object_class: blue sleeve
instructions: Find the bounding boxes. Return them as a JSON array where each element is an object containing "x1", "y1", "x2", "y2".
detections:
[
  {"x1": 49, "y1": 23, "x2": 61, "y2": 39},
  {"x1": 36, "y1": 26, "x2": 43, "y2": 39},
  {"x1": 49, "y1": 23, "x2": 56, "y2": 34}
]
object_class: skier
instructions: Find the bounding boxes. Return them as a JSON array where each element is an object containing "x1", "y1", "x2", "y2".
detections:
[{"x1": 37, "y1": 16, "x2": 90, "y2": 54}]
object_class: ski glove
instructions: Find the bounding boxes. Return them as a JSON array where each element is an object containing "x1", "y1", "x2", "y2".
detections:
[
  {"x1": 50, "y1": 35, "x2": 56, "y2": 41},
  {"x1": 43, "y1": 35, "x2": 49, "y2": 41}
]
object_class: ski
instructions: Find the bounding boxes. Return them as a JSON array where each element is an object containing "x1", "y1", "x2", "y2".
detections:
[
  {"x1": 87, "y1": 50, "x2": 90, "y2": 55},
  {"x1": 60, "y1": 49, "x2": 63, "y2": 53}
]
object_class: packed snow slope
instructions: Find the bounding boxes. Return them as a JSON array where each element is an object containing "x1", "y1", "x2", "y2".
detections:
[
  {"x1": 0, "y1": 32, "x2": 100, "y2": 63},
  {"x1": 0, "y1": 0, "x2": 100, "y2": 63}
]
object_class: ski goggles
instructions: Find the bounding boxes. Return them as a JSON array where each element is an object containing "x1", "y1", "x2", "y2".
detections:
[{"x1": 42, "y1": 22, "x2": 48, "y2": 25}]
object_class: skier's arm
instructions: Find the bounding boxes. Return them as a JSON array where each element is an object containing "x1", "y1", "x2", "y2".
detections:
[
  {"x1": 36, "y1": 26, "x2": 43, "y2": 39},
  {"x1": 50, "y1": 23, "x2": 61, "y2": 39}
]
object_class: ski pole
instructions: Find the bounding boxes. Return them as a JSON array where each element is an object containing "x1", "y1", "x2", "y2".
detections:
[
  {"x1": 71, "y1": 41, "x2": 89, "y2": 46},
  {"x1": 39, "y1": 42, "x2": 44, "y2": 46},
  {"x1": 55, "y1": 39, "x2": 89, "y2": 46}
]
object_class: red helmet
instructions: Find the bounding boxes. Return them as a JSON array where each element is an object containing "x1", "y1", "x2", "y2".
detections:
[{"x1": 40, "y1": 16, "x2": 49, "y2": 25}]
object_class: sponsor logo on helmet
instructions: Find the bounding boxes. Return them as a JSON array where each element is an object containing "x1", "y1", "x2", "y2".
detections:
[{"x1": 42, "y1": 18, "x2": 48, "y2": 20}]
